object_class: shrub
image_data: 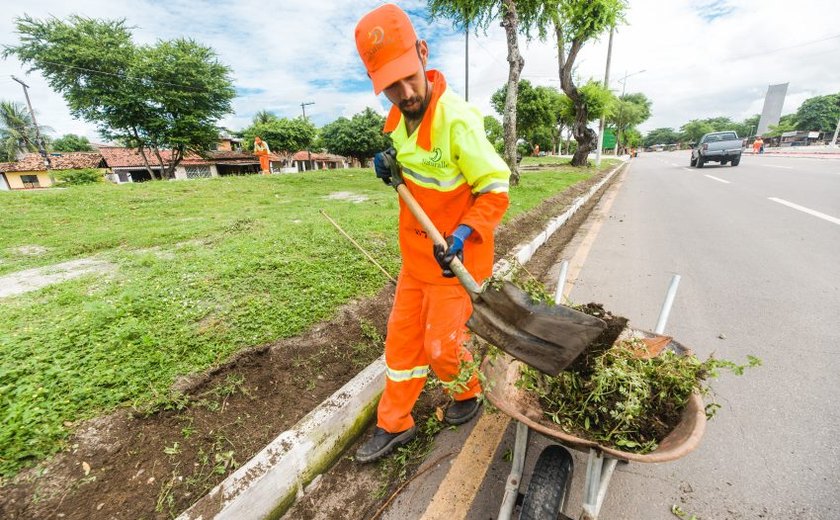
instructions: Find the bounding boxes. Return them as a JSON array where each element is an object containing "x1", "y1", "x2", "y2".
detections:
[{"x1": 52, "y1": 168, "x2": 104, "y2": 185}]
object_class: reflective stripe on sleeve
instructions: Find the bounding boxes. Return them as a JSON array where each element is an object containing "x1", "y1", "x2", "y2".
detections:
[
  {"x1": 402, "y1": 166, "x2": 466, "y2": 191},
  {"x1": 385, "y1": 364, "x2": 430, "y2": 382},
  {"x1": 477, "y1": 181, "x2": 509, "y2": 194}
]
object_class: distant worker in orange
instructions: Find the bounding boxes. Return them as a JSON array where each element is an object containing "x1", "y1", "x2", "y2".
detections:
[
  {"x1": 353, "y1": 3, "x2": 510, "y2": 462},
  {"x1": 254, "y1": 137, "x2": 271, "y2": 174},
  {"x1": 752, "y1": 136, "x2": 763, "y2": 155}
]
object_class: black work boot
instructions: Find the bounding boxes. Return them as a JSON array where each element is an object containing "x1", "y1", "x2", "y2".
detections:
[
  {"x1": 355, "y1": 425, "x2": 417, "y2": 463},
  {"x1": 445, "y1": 397, "x2": 481, "y2": 425}
]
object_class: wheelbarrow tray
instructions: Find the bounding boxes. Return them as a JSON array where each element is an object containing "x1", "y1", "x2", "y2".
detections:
[{"x1": 482, "y1": 328, "x2": 707, "y2": 464}]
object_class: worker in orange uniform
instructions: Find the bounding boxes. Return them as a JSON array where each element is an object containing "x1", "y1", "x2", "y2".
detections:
[
  {"x1": 353, "y1": 4, "x2": 510, "y2": 463},
  {"x1": 254, "y1": 136, "x2": 271, "y2": 174},
  {"x1": 752, "y1": 136, "x2": 763, "y2": 155}
]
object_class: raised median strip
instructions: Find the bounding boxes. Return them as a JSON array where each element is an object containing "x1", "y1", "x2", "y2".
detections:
[{"x1": 176, "y1": 159, "x2": 627, "y2": 520}]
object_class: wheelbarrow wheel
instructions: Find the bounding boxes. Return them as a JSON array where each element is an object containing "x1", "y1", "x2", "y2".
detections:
[{"x1": 519, "y1": 445, "x2": 573, "y2": 520}]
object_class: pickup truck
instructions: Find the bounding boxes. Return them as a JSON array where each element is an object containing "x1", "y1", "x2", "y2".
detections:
[{"x1": 691, "y1": 131, "x2": 743, "y2": 168}]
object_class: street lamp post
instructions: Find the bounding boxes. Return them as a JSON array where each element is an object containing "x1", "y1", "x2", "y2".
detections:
[
  {"x1": 595, "y1": 26, "x2": 614, "y2": 168},
  {"x1": 614, "y1": 69, "x2": 646, "y2": 154},
  {"x1": 300, "y1": 101, "x2": 314, "y2": 169}
]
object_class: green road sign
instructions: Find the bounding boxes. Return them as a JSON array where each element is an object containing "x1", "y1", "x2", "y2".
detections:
[{"x1": 602, "y1": 129, "x2": 616, "y2": 149}]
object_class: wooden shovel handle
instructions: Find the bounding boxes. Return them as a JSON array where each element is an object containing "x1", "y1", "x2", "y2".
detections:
[{"x1": 395, "y1": 183, "x2": 482, "y2": 296}]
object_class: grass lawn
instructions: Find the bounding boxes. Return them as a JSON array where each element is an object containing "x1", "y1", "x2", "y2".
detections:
[{"x1": 0, "y1": 159, "x2": 617, "y2": 476}]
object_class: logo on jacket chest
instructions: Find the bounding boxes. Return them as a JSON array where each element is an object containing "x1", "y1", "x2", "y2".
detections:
[{"x1": 421, "y1": 147, "x2": 448, "y2": 168}]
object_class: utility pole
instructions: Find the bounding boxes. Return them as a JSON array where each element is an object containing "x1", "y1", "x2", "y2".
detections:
[
  {"x1": 465, "y1": 22, "x2": 469, "y2": 102},
  {"x1": 595, "y1": 27, "x2": 614, "y2": 168},
  {"x1": 300, "y1": 101, "x2": 315, "y2": 169},
  {"x1": 11, "y1": 75, "x2": 50, "y2": 168}
]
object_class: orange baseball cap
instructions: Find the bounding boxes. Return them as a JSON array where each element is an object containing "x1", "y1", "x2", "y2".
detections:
[{"x1": 355, "y1": 3, "x2": 421, "y2": 94}]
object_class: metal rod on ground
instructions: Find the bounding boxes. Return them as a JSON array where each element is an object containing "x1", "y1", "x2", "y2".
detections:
[
  {"x1": 654, "y1": 274, "x2": 681, "y2": 334},
  {"x1": 320, "y1": 210, "x2": 396, "y2": 285},
  {"x1": 497, "y1": 421, "x2": 529, "y2": 520},
  {"x1": 554, "y1": 258, "x2": 570, "y2": 305}
]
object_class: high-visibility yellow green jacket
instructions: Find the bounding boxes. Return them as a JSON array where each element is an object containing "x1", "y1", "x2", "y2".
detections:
[{"x1": 384, "y1": 70, "x2": 510, "y2": 285}]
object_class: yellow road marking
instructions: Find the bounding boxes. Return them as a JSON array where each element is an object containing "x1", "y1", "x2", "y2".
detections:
[{"x1": 420, "y1": 164, "x2": 631, "y2": 519}]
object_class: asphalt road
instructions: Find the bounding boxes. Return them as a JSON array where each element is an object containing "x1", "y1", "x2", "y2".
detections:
[
  {"x1": 380, "y1": 151, "x2": 839, "y2": 520},
  {"x1": 516, "y1": 150, "x2": 840, "y2": 519}
]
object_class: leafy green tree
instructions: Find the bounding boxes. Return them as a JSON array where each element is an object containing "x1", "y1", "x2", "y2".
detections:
[
  {"x1": 51, "y1": 133, "x2": 94, "y2": 152},
  {"x1": 252, "y1": 110, "x2": 278, "y2": 125},
  {"x1": 680, "y1": 120, "x2": 715, "y2": 144},
  {"x1": 52, "y1": 167, "x2": 103, "y2": 185},
  {"x1": 794, "y1": 93, "x2": 840, "y2": 133},
  {"x1": 642, "y1": 127, "x2": 679, "y2": 147},
  {"x1": 608, "y1": 92, "x2": 650, "y2": 153},
  {"x1": 5, "y1": 15, "x2": 235, "y2": 180},
  {"x1": 0, "y1": 100, "x2": 47, "y2": 162},
  {"x1": 319, "y1": 108, "x2": 391, "y2": 165},
  {"x1": 241, "y1": 117, "x2": 316, "y2": 155},
  {"x1": 523, "y1": 0, "x2": 627, "y2": 166},
  {"x1": 491, "y1": 80, "x2": 567, "y2": 151},
  {"x1": 428, "y1": 0, "x2": 537, "y2": 184},
  {"x1": 484, "y1": 115, "x2": 504, "y2": 153},
  {"x1": 766, "y1": 114, "x2": 797, "y2": 138},
  {"x1": 737, "y1": 114, "x2": 760, "y2": 138}
]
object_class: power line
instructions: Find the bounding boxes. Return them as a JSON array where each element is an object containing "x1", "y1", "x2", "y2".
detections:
[
  {"x1": 18, "y1": 59, "x2": 212, "y2": 92},
  {"x1": 731, "y1": 33, "x2": 840, "y2": 61}
]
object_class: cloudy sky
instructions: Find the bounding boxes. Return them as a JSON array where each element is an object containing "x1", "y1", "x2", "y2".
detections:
[{"x1": 1, "y1": 0, "x2": 838, "y2": 143}]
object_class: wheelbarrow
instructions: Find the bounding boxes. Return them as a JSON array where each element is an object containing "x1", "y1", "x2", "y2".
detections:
[{"x1": 482, "y1": 272, "x2": 707, "y2": 520}]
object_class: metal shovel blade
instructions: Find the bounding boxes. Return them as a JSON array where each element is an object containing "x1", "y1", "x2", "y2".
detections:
[
  {"x1": 467, "y1": 282, "x2": 606, "y2": 376},
  {"x1": 479, "y1": 281, "x2": 607, "y2": 347}
]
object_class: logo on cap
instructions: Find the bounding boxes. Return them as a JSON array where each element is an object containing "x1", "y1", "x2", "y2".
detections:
[{"x1": 369, "y1": 27, "x2": 384, "y2": 45}]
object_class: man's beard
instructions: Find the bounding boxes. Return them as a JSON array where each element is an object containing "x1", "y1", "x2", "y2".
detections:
[{"x1": 400, "y1": 95, "x2": 427, "y2": 120}]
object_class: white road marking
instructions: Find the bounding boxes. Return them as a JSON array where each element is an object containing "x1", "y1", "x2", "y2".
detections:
[
  {"x1": 764, "y1": 164, "x2": 794, "y2": 169},
  {"x1": 704, "y1": 175, "x2": 731, "y2": 184},
  {"x1": 768, "y1": 198, "x2": 840, "y2": 226},
  {"x1": 671, "y1": 163, "x2": 680, "y2": 166},
  {"x1": 683, "y1": 168, "x2": 695, "y2": 172}
]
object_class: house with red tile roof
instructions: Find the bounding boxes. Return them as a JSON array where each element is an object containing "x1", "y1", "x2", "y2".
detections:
[{"x1": 0, "y1": 152, "x2": 105, "y2": 190}]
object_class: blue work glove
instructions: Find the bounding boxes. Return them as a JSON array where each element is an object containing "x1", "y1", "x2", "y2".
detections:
[
  {"x1": 373, "y1": 148, "x2": 397, "y2": 186},
  {"x1": 433, "y1": 224, "x2": 472, "y2": 278}
]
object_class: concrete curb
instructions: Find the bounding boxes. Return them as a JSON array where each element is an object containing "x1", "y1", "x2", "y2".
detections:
[{"x1": 176, "y1": 159, "x2": 628, "y2": 520}]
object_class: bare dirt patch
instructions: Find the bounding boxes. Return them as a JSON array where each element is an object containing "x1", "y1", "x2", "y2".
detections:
[
  {"x1": 0, "y1": 258, "x2": 115, "y2": 298},
  {"x1": 0, "y1": 165, "x2": 621, "y2": 520}
]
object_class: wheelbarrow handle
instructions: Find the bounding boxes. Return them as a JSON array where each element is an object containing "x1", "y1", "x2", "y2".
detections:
[{"x1": 394, "y1": 183, "x2": 482, "y2": 297}]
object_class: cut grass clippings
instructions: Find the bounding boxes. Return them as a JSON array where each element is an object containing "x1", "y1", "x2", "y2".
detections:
[{"x1": 0, "y1": 160, "x2": 616, "y2": 477}]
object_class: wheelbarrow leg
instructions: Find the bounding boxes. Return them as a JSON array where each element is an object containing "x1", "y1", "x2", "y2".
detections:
[
  {"x1": 498, "y1": 421, "x2": 529, "y2": 520},
  {"x1": 580, "y1": 449, "x2": 618, "y2": 520}
]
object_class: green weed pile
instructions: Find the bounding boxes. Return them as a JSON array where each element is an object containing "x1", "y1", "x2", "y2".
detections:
[{"x1": 517, "y1": 325, "x2": 760, "y2": 454}]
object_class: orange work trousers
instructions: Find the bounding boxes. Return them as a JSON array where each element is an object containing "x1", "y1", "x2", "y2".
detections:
[{"x1": 377, "y1": 270, "x2": 481, "y2": 433}]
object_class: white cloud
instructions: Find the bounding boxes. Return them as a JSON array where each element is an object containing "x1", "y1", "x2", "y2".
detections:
[{"x1": 1, "y1": 0, "x2": 838, "y2": 143}]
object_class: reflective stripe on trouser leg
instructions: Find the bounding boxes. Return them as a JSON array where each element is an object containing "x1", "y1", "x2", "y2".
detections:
[
  {"x1": 377, "y1": 271, "x2": 481, "y2": 433},
  {"x1": 378, "y1": 272, "x2": 430, "y2": 433},
  {"x1": 423, "y1": 283, "x2": 481, "y2": 402}
]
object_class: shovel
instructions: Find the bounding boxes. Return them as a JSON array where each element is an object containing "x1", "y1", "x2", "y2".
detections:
[{"x1": 384, "y1": 156, "x2": 606, "y2": 375}]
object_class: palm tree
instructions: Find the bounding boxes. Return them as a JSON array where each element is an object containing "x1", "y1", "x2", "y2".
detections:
[
  {"x1": 0, "y1": 100, "x2": 45, "y2": 162},
  {"x1": 252, "y1": 110, "x2": 278, "y2": 125}
]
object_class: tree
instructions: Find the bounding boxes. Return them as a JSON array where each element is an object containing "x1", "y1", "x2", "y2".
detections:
[
  {"x1": 642, "y1": 127, "x2": 679, "y2": 147},
  {"x1": 491, "y1": 80, "x2": 567, "y2": 150},
  {"x1": 794, "y1": 93, "x2": 840, "y2": 133},
  {"x1": 51, "y1": 133, "x2": 94, "y2": 152},
  {"x1": 608, "y1": 92, "x2": 650, "y2": 153},
  {"x1": 534, "y1": 0, "x2": 627, "y2": 166},
  {"x1": 429, "y1": 0, "x2": 533, "y2": 184},
  {"x1": 680, "y1": 119, "x2": 714, "y2": 144},
  {"x1": 240, "y1": 117, "x2": 316, "y2": 154},
  {"x1": 319, "y1": 108, "x2": 391, "y2": 165},
  {"x1": 483, "y1": 115, "x2": 504, "y2": 153},
  {"x1": 0, "y1": 100, "x2": 44, "y2": 162},
  {"x1": 5, "y1": 15, "x2": 235, "y2": 180},
  {"x1": 252, "y1": 110, "x2": 278, "y2": 125},
  {"x1": 766, "y1": 114, "x2": 797, "y2": 138}
]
